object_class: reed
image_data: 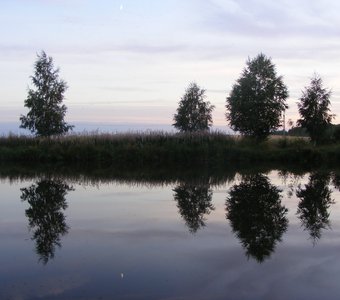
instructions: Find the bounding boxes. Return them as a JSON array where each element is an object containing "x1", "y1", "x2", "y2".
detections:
[{"x1": 0, "y1": 131, "x2": 339, "y2": 167}]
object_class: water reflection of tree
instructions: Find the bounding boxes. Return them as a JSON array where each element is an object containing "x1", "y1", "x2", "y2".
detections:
[
  {"x1": 278, "y1": 170, "x2": 305, "y2": 198},
  {"x1": 20, "y1": 179, "x2": 73, "y2": 264},
  {"x1": 296, "y1": 173, "x2": 334, "y2": 244},
  {"x1": 226, "y1": 174, "x2": 288, "y2": 263},
  {"x1": 174, "y1": 183, "x2": 214, "y2": 233}
]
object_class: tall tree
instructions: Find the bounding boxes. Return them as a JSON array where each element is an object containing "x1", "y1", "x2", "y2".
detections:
[
  {"x1": 173, "y1": 82, "x2": 214, "y2": 132},
  {"x1": 226, "y1": 53, "x2": 289, "y2": 141},
  {"x1": 297, "y1": 75, "x2": 334, "y2": 145},
  {"x1": 20, "y1": 51, "x2": 74, "y2": 137}
]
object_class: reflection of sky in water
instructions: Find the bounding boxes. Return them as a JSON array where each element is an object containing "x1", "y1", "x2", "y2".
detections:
[{"x1": 1, "y1": 172, "x2": 340, "y2": 299}]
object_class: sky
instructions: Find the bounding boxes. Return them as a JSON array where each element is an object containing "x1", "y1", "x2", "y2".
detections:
[{"x1": 1, "y1": 0, "x2": 340, "y2": 134}]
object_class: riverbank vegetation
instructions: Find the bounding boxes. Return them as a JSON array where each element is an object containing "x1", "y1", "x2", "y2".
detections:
[
  {"x1": 5, "y1": 52, "x2": 339, "y2": 167},
  {"x1": 1, "y1": 131, "x2": 340, "y2": 167}
]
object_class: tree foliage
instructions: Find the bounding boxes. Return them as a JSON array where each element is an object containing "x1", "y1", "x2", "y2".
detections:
[
  {"x1": 173, "y1": 82, "x2": 214, "y2": 132},
  {"x1": 226, "y1": 53, "x2": 289, "y2": 141},
  {"x1": 20, "y1": 51, "x2": 74, "y2": 137},
  {"x1": 297, "y1": 75, "x2": 334, "y2": 144}
]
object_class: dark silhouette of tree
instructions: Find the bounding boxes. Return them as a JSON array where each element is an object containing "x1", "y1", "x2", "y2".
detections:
[
  {"x1": 297, "y1": 75, "x2": 334, "y2": 145},
  {"x1": 173, "y1": 183, "x2": 214, "y2": 233},
  {"x1": 173, "y1": 82, "x2": 214, "y2": 132},
  {"x1": 20, "y1": 179, "x2": 74, "y2": 264},
  {"x1": 226, "y1": 174, "x2": 288, "y2": 262},
  {"x1": 20, "y1": 51, "x2": 74, "y2": 137},
  {"x1": 226, "y1": 53, "x2": 289, "y2": 141},
  {"x1": 296, "y1": 173, "x2": 334, "y2": 244},
  {"x1": 331, "y1": 172, "x2": 340, "y2": 191}
]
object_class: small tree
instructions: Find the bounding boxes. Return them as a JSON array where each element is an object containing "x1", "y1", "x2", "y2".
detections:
[
  {"x1": 297, "y1": 75, "x2": 334, "y2": 145},
  {"x1": 226, "y1": 53, "x2": 289, "y2": 141},
  {"x1": 173, "y1": 82, "x2": 214, "y2": 132},
  {"x1": 20, "y1": 51, "x2": 74, "y2": 137}
]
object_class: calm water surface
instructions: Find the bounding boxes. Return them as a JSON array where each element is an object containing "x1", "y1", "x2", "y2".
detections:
[{"x1": 1, "y1": 170, "x2": 340, "y2": 300}]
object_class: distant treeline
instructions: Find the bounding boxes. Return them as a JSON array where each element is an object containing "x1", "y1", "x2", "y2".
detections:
[
  {"x1": 1, "y1": 132, "x2": 340, "y2": 167},
  {"x1": 274, "y1": 124, "x2": 340, "y2": 141}
]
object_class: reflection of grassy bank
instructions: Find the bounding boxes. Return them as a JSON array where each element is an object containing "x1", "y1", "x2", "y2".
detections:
[
  {"x1": 0, "y1": 132, "x2": 340, "y2": 166},
  {"x1": 0, "y1": 162, "x2": 303, "y2": 187},
  {"x1": 0, "y1": 159, "x2": 339, "y2": 187}
]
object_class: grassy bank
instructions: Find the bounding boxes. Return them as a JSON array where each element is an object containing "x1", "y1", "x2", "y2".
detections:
[{"x1": 0, "y1": 131, "x2": 340, "y2": 167}]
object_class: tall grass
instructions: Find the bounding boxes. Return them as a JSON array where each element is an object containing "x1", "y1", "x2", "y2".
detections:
[{"x1": 0, "y1": 131, "x2": 339, "y2": 166}]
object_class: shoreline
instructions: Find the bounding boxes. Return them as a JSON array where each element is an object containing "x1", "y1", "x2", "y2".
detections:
[{"x1": 0, "y1": 132, "x2": 339, "y2": 166}]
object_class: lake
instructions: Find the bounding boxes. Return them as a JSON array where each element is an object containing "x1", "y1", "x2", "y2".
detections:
[{"x1": 1, "y1": 168, "x2": 340, "y2": 300}]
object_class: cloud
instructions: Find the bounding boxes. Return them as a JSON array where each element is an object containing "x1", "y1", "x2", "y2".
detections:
[
  {"x1": 35, "y1": 43, "x2": 187, "y2": 57},
  {"x1": 0, "y1": 45, "x2": 35, "y2": 57},
  {"x1": 204, "y1": 0, "x2": 340, "y2": 38},
  {"x1": 99, "y1": 86, "x2": 153, "y2": 92},
  {"x1": 111, "y1": 44, "x2": 187, "y2": 55},
  {"x1": 207, "y1": 89, "x2": 227, "y2": 94},
  {"x1": 69, "y1": 99, "x2": 166, "y2": 106}
]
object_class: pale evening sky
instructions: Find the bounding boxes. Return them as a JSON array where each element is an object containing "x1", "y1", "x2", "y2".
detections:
[{"x1": 1, "y1": 0, "x2": 340, "y2": 133}]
